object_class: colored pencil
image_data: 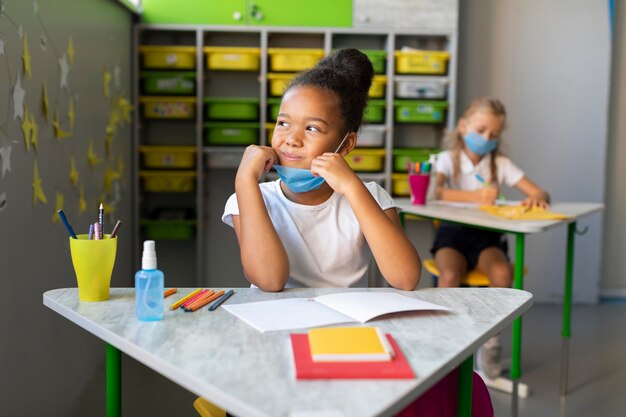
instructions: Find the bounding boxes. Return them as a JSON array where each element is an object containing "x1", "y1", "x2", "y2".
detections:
[
  {"x1": 57, "y1": 210, "x2": 77, "y2": 239},
  {"x1": 181, "y1": 289, "x2": 212, "y2": 309},
  {"x1": 94, "y1": 223, "x2": 101, "y2": 240},
  {"x1": 187, "y1": 290, "x2": 224, "y2": 312},
  {"x1": 88, "y1": 223, "x2": 94, "y2": 240},
  {"x1": 169, "y1": 288, "x2": 202, "y2": 310},
  {"x1": 208, "y1": 289, "x2": 235, "y2": 311},
  {"x1": 164, "y1": 288, "x2": 178, "y2": 298},
  {"x1": 110, "y1": 220, "x2": 122, "y2": 238},
  {"x1": 98, "y1": 203, "x2": 104, "y2": 240}
]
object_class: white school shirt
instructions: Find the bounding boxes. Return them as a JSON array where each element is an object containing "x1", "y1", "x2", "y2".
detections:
[
  {"x1": 435, "y1": 150, "x2": 525, "y2": 191},
  {"x1": 222, "y1": 180, "x2": 397, "y2": 288}
]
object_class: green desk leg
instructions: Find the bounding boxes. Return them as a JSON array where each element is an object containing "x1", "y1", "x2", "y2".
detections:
[
  {"x1": 560, "y1": 222, "x2": 576, "y2": 398},
  {"x1": 458, "y1": 355, "x2": 474, "y2": 417},
  {"x1": 510, "y1": 233, "x2": 525, "y2": 417},
  {"x1": 106, "y1": 343, "x2": 121, "y2": 417}
]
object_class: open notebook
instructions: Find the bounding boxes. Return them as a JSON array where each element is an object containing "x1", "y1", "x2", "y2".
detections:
[{"x1": 223, "y1": 292, "x2": 451, "y2": 332}]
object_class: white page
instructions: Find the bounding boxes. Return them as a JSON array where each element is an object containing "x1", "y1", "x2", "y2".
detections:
[
  {"x1": 223, "y1": 298, "x2": 356, "y2": 332},
  {"x1": 313, "y1": 292, "x2": 451, "y2": 323}
]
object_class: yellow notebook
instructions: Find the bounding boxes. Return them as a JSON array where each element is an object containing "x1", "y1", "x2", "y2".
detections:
[
  {"x1": 480, "y1": 205, "x2": 571, "y2": 220},
  {"x1": 307, "y1": 326, "x2": 394, "y2": 362}
]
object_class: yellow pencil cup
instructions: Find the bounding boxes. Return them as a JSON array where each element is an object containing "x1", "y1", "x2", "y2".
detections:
[{"x1": 69, "y1": 234, "x2": 117, "y2": 302}]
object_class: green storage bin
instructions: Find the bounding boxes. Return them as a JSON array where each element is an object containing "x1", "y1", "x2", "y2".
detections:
[
  {"x1": 267, "y1": 98, "x2": 282, "y2": 121},
  {"x1": 363, "y1": 100, "x2": 385, "y2": 123},
  {"x1": 141, "y1": 71, "x2": 195, "y2": 95},
  {"x1": 204, "y1": 97, "x2": 260, "y2": 121},
  {"x1": 141, "y1": 219, "x2": 196, "y2": 240},
  {"x1": 394, "y1": 100, "x2": 448, "y2": 123},
  {"x1": 393, "y1": 148, "x2": 439, "y2": 172},
  {"x1": 362, "y1": 49, "x2": 386, "y2": 74},
  {"x1": 204, "y1": 122, "x2": 259, "y2": 145}
]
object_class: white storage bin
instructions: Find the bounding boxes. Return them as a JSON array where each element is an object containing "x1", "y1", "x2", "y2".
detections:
[
  {"x1": 206, "y1": 150, "x2": 243, "y2": 169},
  {"x1": 394, "y1": 77, "x2": 448, "y2": 99},
  {"x1": 357, "y1": 125, "x2": 386, "y2": 147}
]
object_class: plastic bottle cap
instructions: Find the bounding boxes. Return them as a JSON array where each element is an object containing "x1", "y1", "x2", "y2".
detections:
[{"x1": 142, "y1": 240, "x2": 157, "y2": 270}]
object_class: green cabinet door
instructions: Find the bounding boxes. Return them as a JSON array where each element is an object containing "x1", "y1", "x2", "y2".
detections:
[
  {"x1": 142, "y1": 0, "x2": 247, "y2": 25},
  {"x1": 247, "y1": 0, "x2": 352, "y2": 27}
]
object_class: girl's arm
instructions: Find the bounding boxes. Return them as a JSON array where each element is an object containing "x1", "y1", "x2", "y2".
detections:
[
  {"x1": 514, "y1": 176, "x2": 550, "y2": 208},
  {"x1": 312, "y1": 153, "x2": 421, "y2": 290},
  {"x1": 435, "y1": 172, "x2": 499, "y2": 205},
  {"x1": 233, "y1": 146, "x2": 289, "y2": 292}
]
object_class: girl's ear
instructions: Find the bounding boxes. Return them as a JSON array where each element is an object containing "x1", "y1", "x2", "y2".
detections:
[
  {"x1": 458, "y1": 118, "x2": 468, "y2": 136},
  {"x1": 339, "y1": 132, "x2": 357, "y2": 156}
]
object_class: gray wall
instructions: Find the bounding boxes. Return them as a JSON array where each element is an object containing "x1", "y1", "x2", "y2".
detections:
[
  {"x1": 602, "y1": 0, "x2": 626, "y2": 297},
  {"x1": 457, "y1": 0, "x2": 611, "y2": 303},
  {"x1": 0, "y1": 1, "x2": 195, "y2": 416}
]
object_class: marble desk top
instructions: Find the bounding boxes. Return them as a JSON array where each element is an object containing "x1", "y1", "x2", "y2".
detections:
[
  {"x1": 394, "y1": 199, "x2": 604, "y2": 234},
  {"x1": 44, "y1": 287, "x2": 532, "y2": 417}
]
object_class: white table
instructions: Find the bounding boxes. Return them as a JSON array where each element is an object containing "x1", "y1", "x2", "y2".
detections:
[
  {"x1": 44, "y1": 287, "x2": 532, "y2": 417},
  {"x1": 395, "y1": 199, "x2": 604, "y2": 415}
]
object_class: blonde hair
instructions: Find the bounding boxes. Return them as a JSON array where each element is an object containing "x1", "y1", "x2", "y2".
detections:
[{"x1": 447, "y1": 97, "x2": 507, "y2": 184}]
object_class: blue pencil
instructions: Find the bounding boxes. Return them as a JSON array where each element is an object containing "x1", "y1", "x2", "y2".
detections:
[
  {"x1": 208, "y1": 289, "x2": 234, "y2": 311},
  {"x1": 58, "y1": 210, "x2": 77, "y2": 239},
  {"x1": 475, "y1": 174, "x2": 506, "y2": 201},
  {"x1": 88, "y1": 223, "x2": 94, "y2": 240}
]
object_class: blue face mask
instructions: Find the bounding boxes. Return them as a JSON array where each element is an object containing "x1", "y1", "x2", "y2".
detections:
[
  {"x1": 274, "y1": 133, "x2": 350, "y2": 193},
  {"x1": 463, "y1": 131, "x2": 498, "y2": 156}
]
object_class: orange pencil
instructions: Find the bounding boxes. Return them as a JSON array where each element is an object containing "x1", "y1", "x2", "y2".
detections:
[
  {"x1": 182, "y1": 289, "x2": 213, "y2": 309},
  {"x1": 169, "y1": 288, "x2": 202, "y2": 310},
  {"x1": 164, "y1": 288, "x2": 178, "y2": 298},
  {"x1": 187, "y1": 290, "x2": 225, "y2": 312}
]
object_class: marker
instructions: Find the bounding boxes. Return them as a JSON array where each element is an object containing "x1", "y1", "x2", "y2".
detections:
[
  {"x1": 208, "y1": 289, "x2": 235, "y2": 311},
  {"x1": 88, "y1": 223, "x2": 94, "y2": 240},
  {"x1": 475, "y1": 174, "x2": 506, "y2": 201},
  {"x1": 110, "y1": 220, "x2": 122, "y2": 238},
  {"x1": 57, "y1": 210, "x2": 77, "y2": 239},
  {"x1": 98, "y1": 203, "x2": 104, "y2": 240}
]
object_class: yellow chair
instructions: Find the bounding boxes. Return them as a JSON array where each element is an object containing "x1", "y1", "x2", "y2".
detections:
[
  {"x1": 423, "y1": 259, "x2": 526, "y2": 287},
  {"x1": 193, "y1": 397, "x2": 226, "y2": 417}
]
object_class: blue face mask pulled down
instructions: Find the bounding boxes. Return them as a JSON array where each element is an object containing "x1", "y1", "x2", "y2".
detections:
[
  {"x1": 274, "y1": 133, "x2": 349, "y2": 193},
  {"x1": 463, "y1": 131, "x2": 498, "y2": 156}
]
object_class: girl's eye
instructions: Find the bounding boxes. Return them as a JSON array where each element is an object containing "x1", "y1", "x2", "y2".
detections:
[
  {"x1": 276, "y1": 120, "x2": 288, "y2": 128},
  {"x1": 306, "y1": 125, "x2": 321, "y2": 133}
]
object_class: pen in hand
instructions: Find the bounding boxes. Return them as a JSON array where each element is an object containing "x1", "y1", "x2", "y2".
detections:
[{"x1": 475, "y1": 174, "x2": 506, "y2": 202}]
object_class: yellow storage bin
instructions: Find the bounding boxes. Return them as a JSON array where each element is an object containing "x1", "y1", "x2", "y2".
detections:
[
  {"x1": 267, "y1": 73, "x2": 297, "y2": 96},
  {"x1": 203, "y1": 47, "x2": 260, "y2": 71},
  {"x1": 369, "y1": 75, "x2": 387, "y2": 98},
  {"x1": 140, "y1": 97, "x2": 196, "y2": 119},
  {"x1": 140, "y1": 171, "x2": 196, "y2": 192},
  {"x1": 392, "y1": 173, "x2": 411, "y2": 196},
  {"x1": 394, "y1": 50, "x2": 450, "y2": 75},
  {"x1": 345, "y1": 148, "x2": 385, "y2": 172},
  {"x1": 268, "y1": 48, "x2": 324, "y2": 72},
  {"x1": 139, "y1": 146, "x2": 197, "y2": 169},
  {"x1": 140, "y1": 46, "x2": 197, "y2": 69}
]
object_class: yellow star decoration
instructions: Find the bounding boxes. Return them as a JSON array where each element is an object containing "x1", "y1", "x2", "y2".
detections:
[
  {"x1": 87, "y1": 140, "x2": 103, "y2": 167},
  {"x1": 30, "y1": 111, "x2": 39, "y2": 153},
  {"x1": 105, "y1": 133, "x2": 114, "y2": 158},
  {"x1": 53, "y1": 192, "x2": 64, "y2": 224},
  {"x1": 103, "y1": 68, "x2": 112, "y2": 98},
  {"x1": 79, "y1": 185, "x2": 87, "y2": 215},
  {"x1": 116, "y1": 156, "x2": 124, "y2": 177},
  {"x1": 68, "y1": 97, "x2": 75, "y2": 131},
  {"x1": 32, "y1": 160, "x2": 48, "y2": 205},
  {"x1": 52, "y1": 108, "x2": 72, "y2": 139},
  {"x1": 69, "y1": 156, "x2": 80, "y2": 187},
  {"x1": 21, "y1": 105, "x2": 33, "y2": 151},
  {"x1": 22, "y1": 33, "x2": 32, "y2": 79},
  {"x1": 41, "y1": 81, "x2": 49, "y2": 121},
  {"x1": 117, "y1": 97, "x2": 133, "y2": 123},
  {"x1": 104, "y1": 165, "x2": 121, "y2": 194},
  {"x1": 67, "y1": 37, "x2": 74, "y2": 67}
]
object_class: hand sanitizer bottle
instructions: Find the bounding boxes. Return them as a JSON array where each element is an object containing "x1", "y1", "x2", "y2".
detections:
[
  {"x1": 426, "y1": 153, "x2": 439, "y2": 202},
  {"x1": 135, "y1": 240, "x2": 164, "y2": 321}
]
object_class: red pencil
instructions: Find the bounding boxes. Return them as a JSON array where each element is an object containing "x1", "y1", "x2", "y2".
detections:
[{"x1": 187, "y1": 290, "x2": 225, "y2": 312}]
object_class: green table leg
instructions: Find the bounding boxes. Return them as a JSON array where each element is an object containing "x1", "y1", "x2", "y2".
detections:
[
  {"x1": 510, "y1": 233, "x2": 525, "y2": 417},
  {"x1": 458, "y1": 355, "x2": 474, "y2": 417},
  {"x1": 560, "y1": 222, "x2": 576, "y2": 397},
  {"x1": 106, "y1": 343, "x2": 121, "y2": 417}
]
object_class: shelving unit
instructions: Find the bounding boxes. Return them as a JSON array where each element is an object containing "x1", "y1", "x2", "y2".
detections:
[{"x1": 133, "y1": 24, "x2": 458, "y2": 284}]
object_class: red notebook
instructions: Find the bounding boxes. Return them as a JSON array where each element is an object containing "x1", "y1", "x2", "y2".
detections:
[{"x1": 290, "y1": 333, "x2": 415, "y2": 380}]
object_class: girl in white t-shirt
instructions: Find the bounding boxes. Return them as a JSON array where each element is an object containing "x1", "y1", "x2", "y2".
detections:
[
  {"x1": 432, "y1": 97, "x2": 549, "y2": 378},
  {"x1": 222, "y1": 49, "x2": 421, "y2": 292}
]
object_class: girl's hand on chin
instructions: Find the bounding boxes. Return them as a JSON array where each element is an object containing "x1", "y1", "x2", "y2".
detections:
[
  {"x1": 237, "y1": 145, "x2": 279, "y2": 181},
  {"x1": 310, "y1": 152, "x2": 359, "y2": 195}
]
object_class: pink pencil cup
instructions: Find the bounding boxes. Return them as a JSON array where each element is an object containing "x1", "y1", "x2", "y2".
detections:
[{"x1": 409, "y1": 174, "x2": 430, "y2": 205}]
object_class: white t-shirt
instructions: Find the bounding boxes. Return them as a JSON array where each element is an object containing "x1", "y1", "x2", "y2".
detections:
[
  {"x1": 435, "y1": 150, "x2": 525, "y2": 191},
  {"x1": 222, "y1": 180, "x2": 397, "y2": 288}
]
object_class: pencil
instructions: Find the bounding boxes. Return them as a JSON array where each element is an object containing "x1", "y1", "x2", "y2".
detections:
[
  {"x1": 164, "y1": 288, "x2": 178, "y2": 298},
  {"x1": 98, "y1": 203, "x2": 104, "y2": 240},
  {"x1": 169, "y1": 288, "x2": 202, "y2": 310},
  {"x1": 208, "y1": 289, "x2": 234, "y2": 311},
  {"x1": 88, "y1": 223, "x2": 94, "y2": 240},
  {"x1": 94, "y1": 223, "x2": 101, "y2": 240},
  {"x1": 57, "y1": 210, "x2": 77, "y2": 239},
  {"x1": 181, "y1": 289, "x2": 212, "y2": 309},
  {"x1": 110, "y1": 220, "x2": 122, "y2": 238},
  {"x1": 187, "y1": 290, "x2": 224, "y2": 312}
]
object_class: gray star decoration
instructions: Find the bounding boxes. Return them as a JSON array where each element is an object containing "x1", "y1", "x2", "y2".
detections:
[
  {"x1": 0, "y1": 144, "x2": 11, "y2": 177},
  {"x1": 59, "y1": 53, "x2": 70, "y2": 90},
  {"x1": 12, "y1": 73, "x2": 25, "y2": 121}
]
